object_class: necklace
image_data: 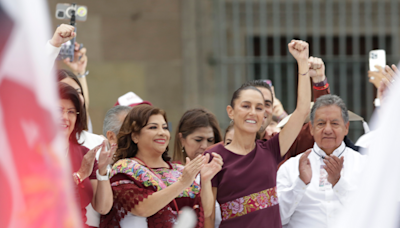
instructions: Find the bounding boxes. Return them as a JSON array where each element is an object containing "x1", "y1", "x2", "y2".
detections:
[{"x1": 312, "y1": 146, "x2": 346, "y2": 160}]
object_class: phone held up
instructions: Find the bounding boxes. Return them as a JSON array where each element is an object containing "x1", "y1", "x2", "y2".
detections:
[
  {"x1": 56, "y1": 3, "x2": 88, "y2": 21},
  {"x1": 55, "y1": 3, "x2": 87, "y2": 62},
  {"x1": 369, "y1": 49, "x2": 386, "y2": 72}
]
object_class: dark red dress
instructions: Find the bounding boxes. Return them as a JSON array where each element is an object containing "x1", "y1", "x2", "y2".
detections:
[
  {"x1": 206, "y1": 134, "x2": 283, "y2": 228},
  {"x1": 69, "y1": 142, "x2": 98, "y2": 227}
]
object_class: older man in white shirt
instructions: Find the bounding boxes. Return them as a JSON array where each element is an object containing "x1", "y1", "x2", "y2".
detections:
[{"x1": 277, "y1": 94, "x2": 366, "y2": 228}]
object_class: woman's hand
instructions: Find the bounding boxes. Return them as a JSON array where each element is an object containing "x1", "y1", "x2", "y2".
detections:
[
  {"x1": 180, "y1": 155, "x2": 205, "y2": 188},
  {"x1": 200, "y1": 153, "x2": 223, "y2": 183},
  {"x1": 77, "y1": 144, "x2": 101, "y2": 180},
  {"x1": 288, "y1": 40, "x2": 309, "y2": 63},
  {"x1": 97, "y1": 140, "x2": 117, "y2": 175},
  {"x1": 63, "y1": 43, "x2": 88, "y2": 75}
]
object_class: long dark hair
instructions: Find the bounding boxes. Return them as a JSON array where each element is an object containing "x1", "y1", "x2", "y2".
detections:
[
  {"x1": 57, "y1": 69, "x2": 88, "y2": 130},
  {"x1": 58, "y1": 82, "x2": 86, "y2": 145},
  {"x1": 113, "y1": 105, "x2": 171, "y2": 164},
  {"x1": 173, "y1": 108, "x2": 222, "y2": 164}
]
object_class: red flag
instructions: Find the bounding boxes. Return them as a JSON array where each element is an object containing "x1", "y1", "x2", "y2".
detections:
[{"x1": 0, "y1": 0, "x2": 81, "y2": 227}]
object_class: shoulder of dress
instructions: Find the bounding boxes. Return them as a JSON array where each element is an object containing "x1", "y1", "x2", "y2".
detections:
[
  {"x1": 205, "y1": 143, "x2": 225, "y2": 154},
  {"x1": 172, "y1": 163, "x2": 185, "y2": 171},
  {"x1": 111, "y1": 159, "x2": 145, "y2": 176}
]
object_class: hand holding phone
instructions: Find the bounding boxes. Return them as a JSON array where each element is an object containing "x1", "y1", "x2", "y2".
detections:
[{"x1": 369, "y1": 50, "x2": 386, "y2": 72}]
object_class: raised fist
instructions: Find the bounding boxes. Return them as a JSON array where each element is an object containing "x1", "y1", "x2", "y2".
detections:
[
  {"x1": 308, "y1": 56, "x2": 325, "y2": 83},
  {"x1": 288, "y1": 40, "x2": 309, "y2": 63},
  {"x1": 50, "y1": 24, "x2": 76, "y2": 48}
]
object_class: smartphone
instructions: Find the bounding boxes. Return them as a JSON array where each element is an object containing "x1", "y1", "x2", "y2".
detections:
[
  {"x1": 56, "y1": 40, "x2": 74, "y2": 61},
  {"x1": 56, "y1": 3, "x2": 88, "y2": 21},
  {"x1": 369, "y1": 49, "x2": 386, "y2": 72}
]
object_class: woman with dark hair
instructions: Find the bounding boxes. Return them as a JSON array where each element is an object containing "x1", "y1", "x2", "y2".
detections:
[
  {"x1": 172, "y1": 108, "x2": 223, "y2": 228},
  {"x1": 58, "y1": 82, "x2": 115, "y2": 227},
  {"x1": 58, "y1": 69, "x2": 104, "y2": 150},
  {"x1": 205, "y1": 40, "x2": 311, "y2": 228},
  {"x1": 100, "y1": 105, "x2": 223, "y2": 228},
  {"x1": 173, "y1": 108, "x2": 222, "y2": 165}
]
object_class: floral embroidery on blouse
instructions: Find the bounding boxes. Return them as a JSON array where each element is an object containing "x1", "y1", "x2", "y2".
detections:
[
  {"x1": 220, "y1": 187, "x2": 279, "y2": 221},
  {"x1": 111, "y1": 159, "x2": 200, "y2": 198}
]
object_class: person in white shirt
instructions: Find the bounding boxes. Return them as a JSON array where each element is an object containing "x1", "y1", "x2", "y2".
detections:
[{"x1": 277, "y1": 94, "x2": 366, "y2": 228}]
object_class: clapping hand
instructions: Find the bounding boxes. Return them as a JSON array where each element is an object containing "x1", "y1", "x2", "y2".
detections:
[
  {"x1": 323, "y1": 155, "x2": 344, "y2": 187},
  {"x1": 299, "y1": 149, "x2": 312, "y2": 185},
  {"x1": 77, "y1": 144, "x2": 102, "y2": 180},
  {"x1": 97, "y1": 140, "x2": 117, "y2": 176},
  {"x1": 180, "y1": 155, "x2": 205, "y2": 188},
  {"x1": 200, "y1": 153, "x2": 223, "y2": 183}
]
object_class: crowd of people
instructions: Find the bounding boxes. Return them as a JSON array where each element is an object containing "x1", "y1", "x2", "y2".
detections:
[{"x1": 50, "y1": 23, "x2": 399, "y2": 228}]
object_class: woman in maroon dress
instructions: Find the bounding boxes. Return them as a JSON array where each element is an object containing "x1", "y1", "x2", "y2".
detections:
[{"x1": 206, "y1": 40, "x2": 311, "y2": 228}]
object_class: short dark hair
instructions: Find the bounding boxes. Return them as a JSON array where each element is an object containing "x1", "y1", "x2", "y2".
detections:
[
  {"x1": 114, "y1": 105, "x2": 171, "y2": 164},
  {"x1": 230, "y1": 85, "x2": 264, "y2": 108},
  {"x1": 58, "y1": 82, "x2": 86, "y2": 145},
  {"x1": 173, "y1": 108, "x2": 222, "y2": 164},
  {"x1": 57, "y1": 69, "x2": 88, "y2": 130},
  {"x1": 241, "y1": 80, "x2": 274, "y2": 104}
]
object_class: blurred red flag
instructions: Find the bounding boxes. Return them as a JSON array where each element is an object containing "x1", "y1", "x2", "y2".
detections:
[{"x1": 0, "y1": 0, "x2": 81, "y2": 227}]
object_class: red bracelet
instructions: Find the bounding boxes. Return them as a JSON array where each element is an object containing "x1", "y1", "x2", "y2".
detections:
[
  {"x1": 313, "y1": 83, "x2": 329, "y2": 90},
  {"x1": 73, "y1": 172, "x2": 82, "y2": 185}
]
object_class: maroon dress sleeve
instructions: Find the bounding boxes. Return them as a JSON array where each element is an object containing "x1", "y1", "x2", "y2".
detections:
[
  {"x1": 260, "y1": 133, "x2": 282, "y2": 164},
  {"x1": 204, "y1": 145, "x2": 222, "y2": 188},
  {"x1": 313, "y1": 83, "x2": 330, "y2": 102}
]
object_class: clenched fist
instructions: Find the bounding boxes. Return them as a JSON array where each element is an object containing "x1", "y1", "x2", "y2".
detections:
[
  {"x1": 50, "y1": 24, "x2": 76, "y2": 48},
  {"x1": 288, "y1": 40, "x2": 309, "y2": 63}
]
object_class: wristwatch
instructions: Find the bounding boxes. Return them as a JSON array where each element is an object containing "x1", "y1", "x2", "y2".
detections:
[{"x1": 96, "y1": 169, "x2": 110, "y2": 181}]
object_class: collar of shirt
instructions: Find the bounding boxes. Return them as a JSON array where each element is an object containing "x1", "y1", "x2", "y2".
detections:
[{"x1": 312, "y1": 141, "x2": 346, "y2": 159}]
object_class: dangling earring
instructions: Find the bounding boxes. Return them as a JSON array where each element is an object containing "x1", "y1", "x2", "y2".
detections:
[
  {"x1": 182, "y1": 147, "x2": 185, "y2": 153},
  {"x1": 230, "y1": 119, "x2": 234, "y2": 124}
]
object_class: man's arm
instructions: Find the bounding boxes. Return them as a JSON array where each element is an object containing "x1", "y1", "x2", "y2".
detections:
[
  {"x1": 277, "y1": 151, "x2": 312, "y2": 225},
  {"x1": 309, "y1": 56, "x2": 330, "y2": 101}
]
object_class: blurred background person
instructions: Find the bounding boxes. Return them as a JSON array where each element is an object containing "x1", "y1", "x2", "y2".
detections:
[
  {"x1": 58, "y1": 82, "x2": 115, "y2": 227},
  {"x1": 58, "y1": 69, "x2": 105, "y2": 150},
  {"x1": 172, "y1": 108, "x2": 223, "y2": 228},
  {"x1": 173, "y1": 108, "x2": 222, "y2": 165},
  {"x1": 103, "y1": 105, "x2": 132, "y2": 145},
  {"x1": 223, "y1": 122, "x2": 234, "y2": 146}
]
